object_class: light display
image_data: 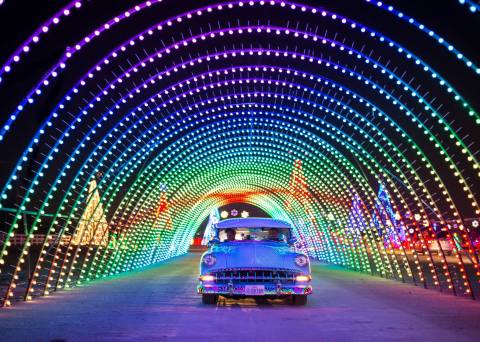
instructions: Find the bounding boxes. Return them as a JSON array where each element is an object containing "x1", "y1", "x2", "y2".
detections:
[
  {"x1": 372, "y1": 184, "x2": 406, "y2": 248},
  {"x1": 70, "y1": 179, "x2": 110, "y2": 246},
  {"x1": 0, "y1": 0, "x2": 478, "y2": 307},
  {"x1": 202, "y1": 209, "x2": 220, "y2": 245}
]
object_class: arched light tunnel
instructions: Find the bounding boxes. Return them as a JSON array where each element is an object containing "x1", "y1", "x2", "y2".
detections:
[{"x1": 0, "y1": 0, "x2": 479, "y2": 310}]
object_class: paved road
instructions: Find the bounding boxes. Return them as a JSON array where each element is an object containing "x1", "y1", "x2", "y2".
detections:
[{"x1": 1, "y1": 253, "x2": 480, "y2": 342}]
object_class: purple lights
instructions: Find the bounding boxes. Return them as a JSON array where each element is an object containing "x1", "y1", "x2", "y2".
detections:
[
  {"x1": 0, "y1": 1, "x2": 83, "y2": 78},
  {"x1": 0, "y1": 0, "x2": 478, "y2": 308},
  {"x1": 0, "y1": 0, "x2": 477, "y2": 146}
]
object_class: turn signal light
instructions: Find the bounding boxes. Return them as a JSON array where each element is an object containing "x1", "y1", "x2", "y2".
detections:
[
  {"x1": 200, "y1": 275, "x2": 215, "y2": 282},
  {"x1": 295, "y1": 275, "x2": 311, "y2": 282}
]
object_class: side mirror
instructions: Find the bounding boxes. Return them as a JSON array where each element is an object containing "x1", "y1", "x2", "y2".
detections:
[
  {"x1": 207, "y1": 238, "x2": 220, "y2": 247},
  {"x1": 288, "y1": 236, "x2": 297, "y2": 245}
]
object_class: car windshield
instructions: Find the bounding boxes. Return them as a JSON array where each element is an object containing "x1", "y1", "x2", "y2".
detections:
[{"x1": 218, "y1": 227, "x2": 291, "y2": 243}]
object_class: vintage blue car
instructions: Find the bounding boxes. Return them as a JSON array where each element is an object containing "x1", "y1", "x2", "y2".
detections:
[{"x1": 197, "y1": 217, "x2": 312, "y2": 305}]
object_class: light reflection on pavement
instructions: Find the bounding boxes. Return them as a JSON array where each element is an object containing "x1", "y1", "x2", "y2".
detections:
[{"x1": 0, "y1": 253, "x2": 480, "y2": 342}]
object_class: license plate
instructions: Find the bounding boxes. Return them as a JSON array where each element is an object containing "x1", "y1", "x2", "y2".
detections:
[{"x1": 244, "y1": 285, "x2": 265, "y2": 296}]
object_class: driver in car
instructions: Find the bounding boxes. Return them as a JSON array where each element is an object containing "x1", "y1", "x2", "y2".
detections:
[{"x1": 268, "y1": 228, "x2": 280, "y2": 241}]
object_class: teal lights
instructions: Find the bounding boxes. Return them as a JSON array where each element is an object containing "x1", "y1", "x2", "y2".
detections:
[{"x1": 0, "y1": 0, "x2": 478, "y2": 307}]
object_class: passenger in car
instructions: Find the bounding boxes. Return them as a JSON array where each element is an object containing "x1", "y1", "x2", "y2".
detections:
[{"x1": 225, "y1": 228, "x2": 236, "y2": 241}]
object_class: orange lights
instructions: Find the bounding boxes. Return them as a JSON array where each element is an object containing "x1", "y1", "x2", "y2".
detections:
[
  {"x1": 296, "y1": 275, "x2": 312, "y2": 282},
  {"x1": 0, "y1": 0, "x2": 478, "y2": 309},
  {"x1": 200, "y1": 275, "x2": 215, "y2": 282}
]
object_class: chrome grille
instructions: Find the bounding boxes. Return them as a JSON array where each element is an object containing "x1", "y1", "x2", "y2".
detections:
[{"x1": 212, "y1": 269, "x2": 298, "y2": 284}]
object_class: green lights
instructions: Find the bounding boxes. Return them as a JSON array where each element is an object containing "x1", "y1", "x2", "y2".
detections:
[{"x1": 0, "y1": 0, "x2": 479, "y2": 308}]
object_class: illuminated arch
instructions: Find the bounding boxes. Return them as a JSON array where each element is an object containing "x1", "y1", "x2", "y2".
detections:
[{"x1": 0, "y1": 0, "x2": 478, "y2": 306}]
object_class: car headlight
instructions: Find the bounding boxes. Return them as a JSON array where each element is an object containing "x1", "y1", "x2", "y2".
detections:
[
  {"x1": 295, "y1": 275, "x2": 311, "y2": 282},
  {"x1": 200, "y1": 275, "x2": 215, "y2": 282},
  {"x1": 294, "y1": 254, "x2": 309, "y2": 267},
  {"x1": 202, "y1": 254, "x2": 216, "y2": 266}
]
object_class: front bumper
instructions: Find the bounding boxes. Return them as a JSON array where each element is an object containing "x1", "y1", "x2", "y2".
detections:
[{"x1": 197, "y1": 282, "x2": 313, "y2": 296}]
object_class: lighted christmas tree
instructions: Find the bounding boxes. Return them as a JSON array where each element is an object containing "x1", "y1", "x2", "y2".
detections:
[
  {"x1": 372, "y1": 183, "x2": 406, "y2": 247},
  {"x1": 71, "y1": 179, "x2": 109, "y2": 246},
  {"x1": 202, "y1": 208, "x2": 220, "y2": 245},
  {"x1": 346, "y1": 194, "x2": 368, "y2": 243}
]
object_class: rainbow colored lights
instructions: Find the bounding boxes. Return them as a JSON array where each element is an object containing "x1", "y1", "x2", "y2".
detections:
[{"x1": 0, "y1": 0, "x2": 479, "y2": 307}]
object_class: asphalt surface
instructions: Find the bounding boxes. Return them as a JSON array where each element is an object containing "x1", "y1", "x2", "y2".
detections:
[{"x1": 1, "y1": 253, "x2": 480, "y2": 342}]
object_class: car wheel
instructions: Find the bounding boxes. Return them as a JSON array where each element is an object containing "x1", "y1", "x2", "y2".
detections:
[
  {"x1": 202, "y1": 294, "x2": 218, "y2": 305},
  {"x1": 292, "y1": 295, "x2": 308, "y2": 306}
]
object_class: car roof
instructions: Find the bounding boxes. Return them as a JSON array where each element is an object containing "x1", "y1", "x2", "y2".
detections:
[{"x1": 215, "y1": 217, "x2": 292, "y2": 229}]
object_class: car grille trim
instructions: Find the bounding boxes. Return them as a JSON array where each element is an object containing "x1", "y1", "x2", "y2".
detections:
[{"x1": 212, "y1": 269, "x2": 299, "y2": 284}]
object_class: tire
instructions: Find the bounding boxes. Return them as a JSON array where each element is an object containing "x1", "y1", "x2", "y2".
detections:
[
  {"x1": 202, "y1": 294, "x2": 218, "y2": 305},
  {"x1": 292, "y1": 295, "x2": 308, "y2": 306}
]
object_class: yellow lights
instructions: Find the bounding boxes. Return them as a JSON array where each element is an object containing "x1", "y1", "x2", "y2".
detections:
[
  {"x1": 0, "y1": 1, "x2": 477, "y2": 309},
  {"x1": 200, "y1": 275, "x2": 215, "y2": 282},
  {"x1": 295, "y1": 275, "x2": 312, "y2": 282}
]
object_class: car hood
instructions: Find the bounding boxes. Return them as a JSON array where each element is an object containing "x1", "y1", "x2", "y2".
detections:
[{"x1": 210, "y1": 241, "x2": 299, "y2": 270}]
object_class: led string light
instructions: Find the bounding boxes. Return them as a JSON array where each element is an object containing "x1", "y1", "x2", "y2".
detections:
[
  {"x1": 0, "y1": 1, "x2": 83, "y2": 83},
  {"x1": 105, "y1": 96, "x2": 472, "y2": 284},
  {"x1": 0, "y1": 0, "x2": 478, "y2": 306},
  {"x1": 158, "y1": 128, "x2": 402, "y2": 276},
  {"x1": 457, "y1": 0, "x2": 479, "y2": 13},
  {"x1": 64, "y1": 109, "x2": 368, "y2": 276},
  {"x1": 132, "y1": 123, "x2": 348, "y2": 264},
  {"x1": 0, "y1": 71, "x2": 472, "y2": 300},
  {"x1": 2, "y1": 25, "x2": 477, "y2": 228},
  {"x1": 109, "y1": 111, "x2": 424, "y2": 278},
  {"x1": 161, "y1": 150, "x2": 344, "y2": 262},
  {"x1": 0, "y1": 30, "x2": 476, "y2": 266},
  {"x1": 43, "y1": 50, "x2": 470, "y2": 276},
  {"x1": 111, "y1": 63, "x2": 476, "y2": 230},
  {"x1": 0, "y1": 65, "x2": 472, "y2": 262},
  {"x1": 0, "y1": 79, "x2": 472, "y2": 300},
  {"x1": 1, "y1": 0, "x2": 478, "y2": 145},
  {"x1": 364, "y1": 0, "x2": 479, "y2": 73}
]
